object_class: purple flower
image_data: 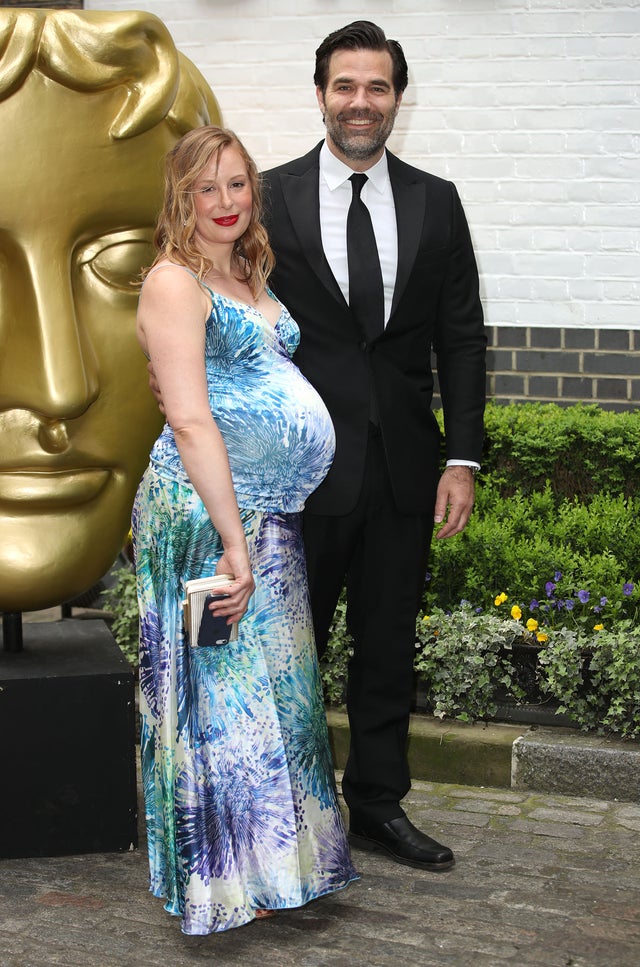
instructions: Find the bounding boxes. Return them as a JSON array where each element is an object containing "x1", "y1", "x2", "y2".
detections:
[
  {"x1": 424, "y1": 572, "x2": 432, "y2": 584},
  {"x1": 545, "y1": 582, "x2": 556, "y2": 598},
  {"x1": 475, "y1": 607, "x2": 483, "y2": 614},
  {"x1": 554, "y1": 571, "x2": 562, "y2": 582},
  {"x1": 556, "y1": 599, "x2": 565, "y2": 611},
  {"x1": 564, "y1": 600, "x2": 575, "y2": 612},
  {"x1": 529, "y1": 599, "x2": 539, "y2": 612},
  {"x1": 577, "y1": 589, "x2": 590, "y2": 604},
  {"x1": 623, "y1": 582, "x2": 635, "y2": 596},
  {"x1": 600, "y1": 596, "x2": 608, "y2": 607}
]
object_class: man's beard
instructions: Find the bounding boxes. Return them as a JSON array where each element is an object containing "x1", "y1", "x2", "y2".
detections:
[{"x1": 324, "y1": 109, "x2": 397, "y2": 161}]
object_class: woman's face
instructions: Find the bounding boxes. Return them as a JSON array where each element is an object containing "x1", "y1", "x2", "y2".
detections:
[{"x1": 191, "y1": 146, "x2": 253, "y2": 252}]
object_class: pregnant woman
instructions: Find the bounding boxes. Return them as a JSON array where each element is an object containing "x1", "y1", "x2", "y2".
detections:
[{"x1": 132, "y1": 126, "x2": 357, "y2": 935}]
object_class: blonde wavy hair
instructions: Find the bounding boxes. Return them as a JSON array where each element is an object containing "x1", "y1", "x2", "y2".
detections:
[{"x1": 148, "y1": 126, "x2": 275, "y2": 299}]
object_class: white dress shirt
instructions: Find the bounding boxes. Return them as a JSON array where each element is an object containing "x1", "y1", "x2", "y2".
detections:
[{"x1": 319, "y1": 142, "x2": 397, "y2": 326}]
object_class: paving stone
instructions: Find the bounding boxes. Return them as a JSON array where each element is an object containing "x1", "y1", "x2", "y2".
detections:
[
  {"x1": 527, "y1": 807, "x2": 605, "y2": 826},
  {"x1": 617, "y1": 817, "x2": 640, "y2": 833},
  {"x1": 507, "y1": 818, "x2": 586, "y2": 838},
  {"x1": 615, "y1": 804, "x2": 640, "y2": 819},
  {"x1": 412, "y1": 806, "x2": 491, "y2": 828},
  {"x1": 451, "y1": 798, "x2": 521, "y2": 815},
  {"x1": 448, "y1": 789, "x2": 526, "y2": 803},
  {"x1": 537, "y1": 794, "x2": 613, "y2": 811}
]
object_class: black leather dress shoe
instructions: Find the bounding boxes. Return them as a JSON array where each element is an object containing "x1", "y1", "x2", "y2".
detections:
[{"x1": 349, "y1": 815, "x2": 455, "y2": 871}]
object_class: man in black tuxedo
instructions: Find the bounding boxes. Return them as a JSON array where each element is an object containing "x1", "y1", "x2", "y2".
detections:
[{"x1": 262, "y1": 21, "x2": 486, "y2": 872}]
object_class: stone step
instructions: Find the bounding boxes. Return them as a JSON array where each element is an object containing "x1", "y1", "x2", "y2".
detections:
[
  {"x1": 512, "y1": 726, "x2": 640, "y2": 803},
  {"x1": 326, "y1": 708, "x2": 640, "y2": 804}
]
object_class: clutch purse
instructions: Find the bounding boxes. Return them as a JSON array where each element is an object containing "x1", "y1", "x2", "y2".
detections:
[{"x1": 182, "y1": 573, "x2": 238, "y2": 647}]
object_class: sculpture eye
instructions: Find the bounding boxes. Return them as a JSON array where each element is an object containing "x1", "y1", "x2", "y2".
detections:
[{"x1": 76, "y1": 230, "x2": 155, "y2": 292}]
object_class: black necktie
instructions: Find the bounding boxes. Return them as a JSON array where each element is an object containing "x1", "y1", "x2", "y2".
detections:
[{"x1": 347, "y1": 173, "x2": 384, "y2": 341}]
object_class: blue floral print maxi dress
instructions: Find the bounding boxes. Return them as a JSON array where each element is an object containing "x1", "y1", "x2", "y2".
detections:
[{"x1": 132, "y1": 277, "x2": 358, "y2": 935}]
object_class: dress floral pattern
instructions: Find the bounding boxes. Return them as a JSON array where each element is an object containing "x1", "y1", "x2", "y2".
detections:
[{"x1": 132, "y1": 280, "x2": 357, "y2": 935}]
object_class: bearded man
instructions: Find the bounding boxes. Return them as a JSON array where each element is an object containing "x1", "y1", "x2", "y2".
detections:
[{"x1": 262, "y1": 20, "x2": 487, "y2": 872}]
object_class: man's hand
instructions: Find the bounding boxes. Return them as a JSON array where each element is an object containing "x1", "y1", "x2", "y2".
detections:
[
  {"x1": 433, "y1": 465, "x2": 476, "y2": 539},
  {"x1": 147, "y1": 360, "x2": 166, "y2": 415}
]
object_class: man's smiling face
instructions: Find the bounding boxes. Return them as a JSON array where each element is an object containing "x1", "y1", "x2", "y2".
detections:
[{"x1": 316, "y1": 47, "x2": 402, "y2": 169}]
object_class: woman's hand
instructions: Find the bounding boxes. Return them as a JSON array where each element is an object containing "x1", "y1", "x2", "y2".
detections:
[{"x1": 211, "y1": 544, "x2": 255, "y2": 625}]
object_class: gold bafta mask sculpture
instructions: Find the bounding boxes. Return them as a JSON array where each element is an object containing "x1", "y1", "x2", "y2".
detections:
[{"x1": 0, "y1": 10, "x2": 221, "y2": 612}]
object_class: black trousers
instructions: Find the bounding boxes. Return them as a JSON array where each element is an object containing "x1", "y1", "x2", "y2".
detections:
[{"x1": 303, "y1": 425, "x2": 435, "y2": 823}]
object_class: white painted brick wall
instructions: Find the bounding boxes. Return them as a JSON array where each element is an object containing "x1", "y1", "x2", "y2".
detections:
[{"x1": 84, "y1": 0, "x2": 640, "y2": 331}]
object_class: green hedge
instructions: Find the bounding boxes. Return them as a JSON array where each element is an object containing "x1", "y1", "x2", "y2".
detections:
[
  {"x1": 440, "y1": 401, "x2": 640, "y2": 498},
  {"x1": 426, "y1": 403, "x2": 640, "y2": 614},
  {"x1": 425, "y1": 482, "x2": 640, "y2": 614}
]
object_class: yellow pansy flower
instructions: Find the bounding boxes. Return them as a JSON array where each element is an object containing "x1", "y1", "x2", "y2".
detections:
[
  {"x1": 594, "y1": 623, "x2": 604, "y2": 631},
  {"x1": 494, "y1": 592, "x2": 508, "y2": 606},
  {"x1": 526, "y1": 618, "x2": 538, "y2": 632},
  {"x1": 511, "y1": 605, "x2": 522, "y2": 620},
  {"x1": 536, "y1": 632, "x2": 549, "y2": 643}
]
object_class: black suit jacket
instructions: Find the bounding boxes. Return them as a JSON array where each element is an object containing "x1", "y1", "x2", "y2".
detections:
[{"x1": 262, "y1": 143, "x2": 486, "y2": 516}]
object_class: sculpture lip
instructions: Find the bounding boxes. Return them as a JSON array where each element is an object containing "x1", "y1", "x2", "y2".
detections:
[{"x1": 0, "y1": 468, "x2": 111, "y2": 507}]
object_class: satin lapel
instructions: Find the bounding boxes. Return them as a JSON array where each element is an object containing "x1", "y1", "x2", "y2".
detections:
[
  {"x1": 388, "y1": 153, "x2": 426, "y2": 318},
  {"x1": 279, "y1": 156, "x2": 346, "y2": 308}
]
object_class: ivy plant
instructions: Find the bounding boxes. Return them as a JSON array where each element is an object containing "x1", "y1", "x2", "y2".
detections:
[
  {"x1": 413, "y1": 604, "x2": 528, "y2": 723},
  {"x1": 538, "y1": 622, "x2": 640, "y2": 739},
  {"x1": 101, "y1": 565, "x2": 139, "y2": 671}
]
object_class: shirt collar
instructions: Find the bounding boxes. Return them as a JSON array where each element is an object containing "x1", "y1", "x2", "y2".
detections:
[{"x1": 320, "y1": 141, "x2": 389, "y2": 194}]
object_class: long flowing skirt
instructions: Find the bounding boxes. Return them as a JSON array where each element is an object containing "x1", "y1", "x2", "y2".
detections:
[{"x1": 132, "y1": 466, "x2": 358, "y2": 935}]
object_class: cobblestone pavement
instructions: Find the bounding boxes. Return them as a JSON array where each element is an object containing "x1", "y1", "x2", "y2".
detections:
[{"x1": 1, "y1": 777, "x2": 639, "y2": 967}]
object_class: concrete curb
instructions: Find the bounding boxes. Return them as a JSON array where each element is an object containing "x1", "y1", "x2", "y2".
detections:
[
  {"x1": 512, "y1": 726, "x2": 640, "y2": 802},
  {"x1": 326, "y1": 707, "x2": 640, "y2": 804}
]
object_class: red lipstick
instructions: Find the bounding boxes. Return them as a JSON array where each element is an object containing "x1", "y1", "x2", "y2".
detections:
[{"x1": 213, "y1": 215, "x2": 239, "y2": 226}]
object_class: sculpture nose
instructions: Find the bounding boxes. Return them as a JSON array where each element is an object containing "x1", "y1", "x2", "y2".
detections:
[{"x1": 0, "y1": 238, "x2": 99, "y2": 420}]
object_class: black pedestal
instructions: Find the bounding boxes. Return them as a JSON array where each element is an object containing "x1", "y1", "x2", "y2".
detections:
[{"x1": 0, "y1": 619, "x2": 138, "y2": 858}]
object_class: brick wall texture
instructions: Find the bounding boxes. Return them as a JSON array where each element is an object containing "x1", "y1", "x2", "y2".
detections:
[{"x1": 85, "y1": 1, "x2": 640, "y2": 409}]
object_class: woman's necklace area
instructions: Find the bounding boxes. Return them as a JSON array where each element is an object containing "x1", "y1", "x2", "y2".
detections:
[{"x1": 204, "y1": 261, "x2": 260, "y2": 304}]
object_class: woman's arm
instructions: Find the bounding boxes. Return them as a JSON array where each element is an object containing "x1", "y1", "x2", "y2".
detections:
[{"x1": 137, "y1": 266, "x2": 254, "y2": 622}]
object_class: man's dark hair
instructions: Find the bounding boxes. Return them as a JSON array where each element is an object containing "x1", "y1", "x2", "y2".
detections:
[{"x1": 314, "y1": 20, "x2": 408, "y2": 96}]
